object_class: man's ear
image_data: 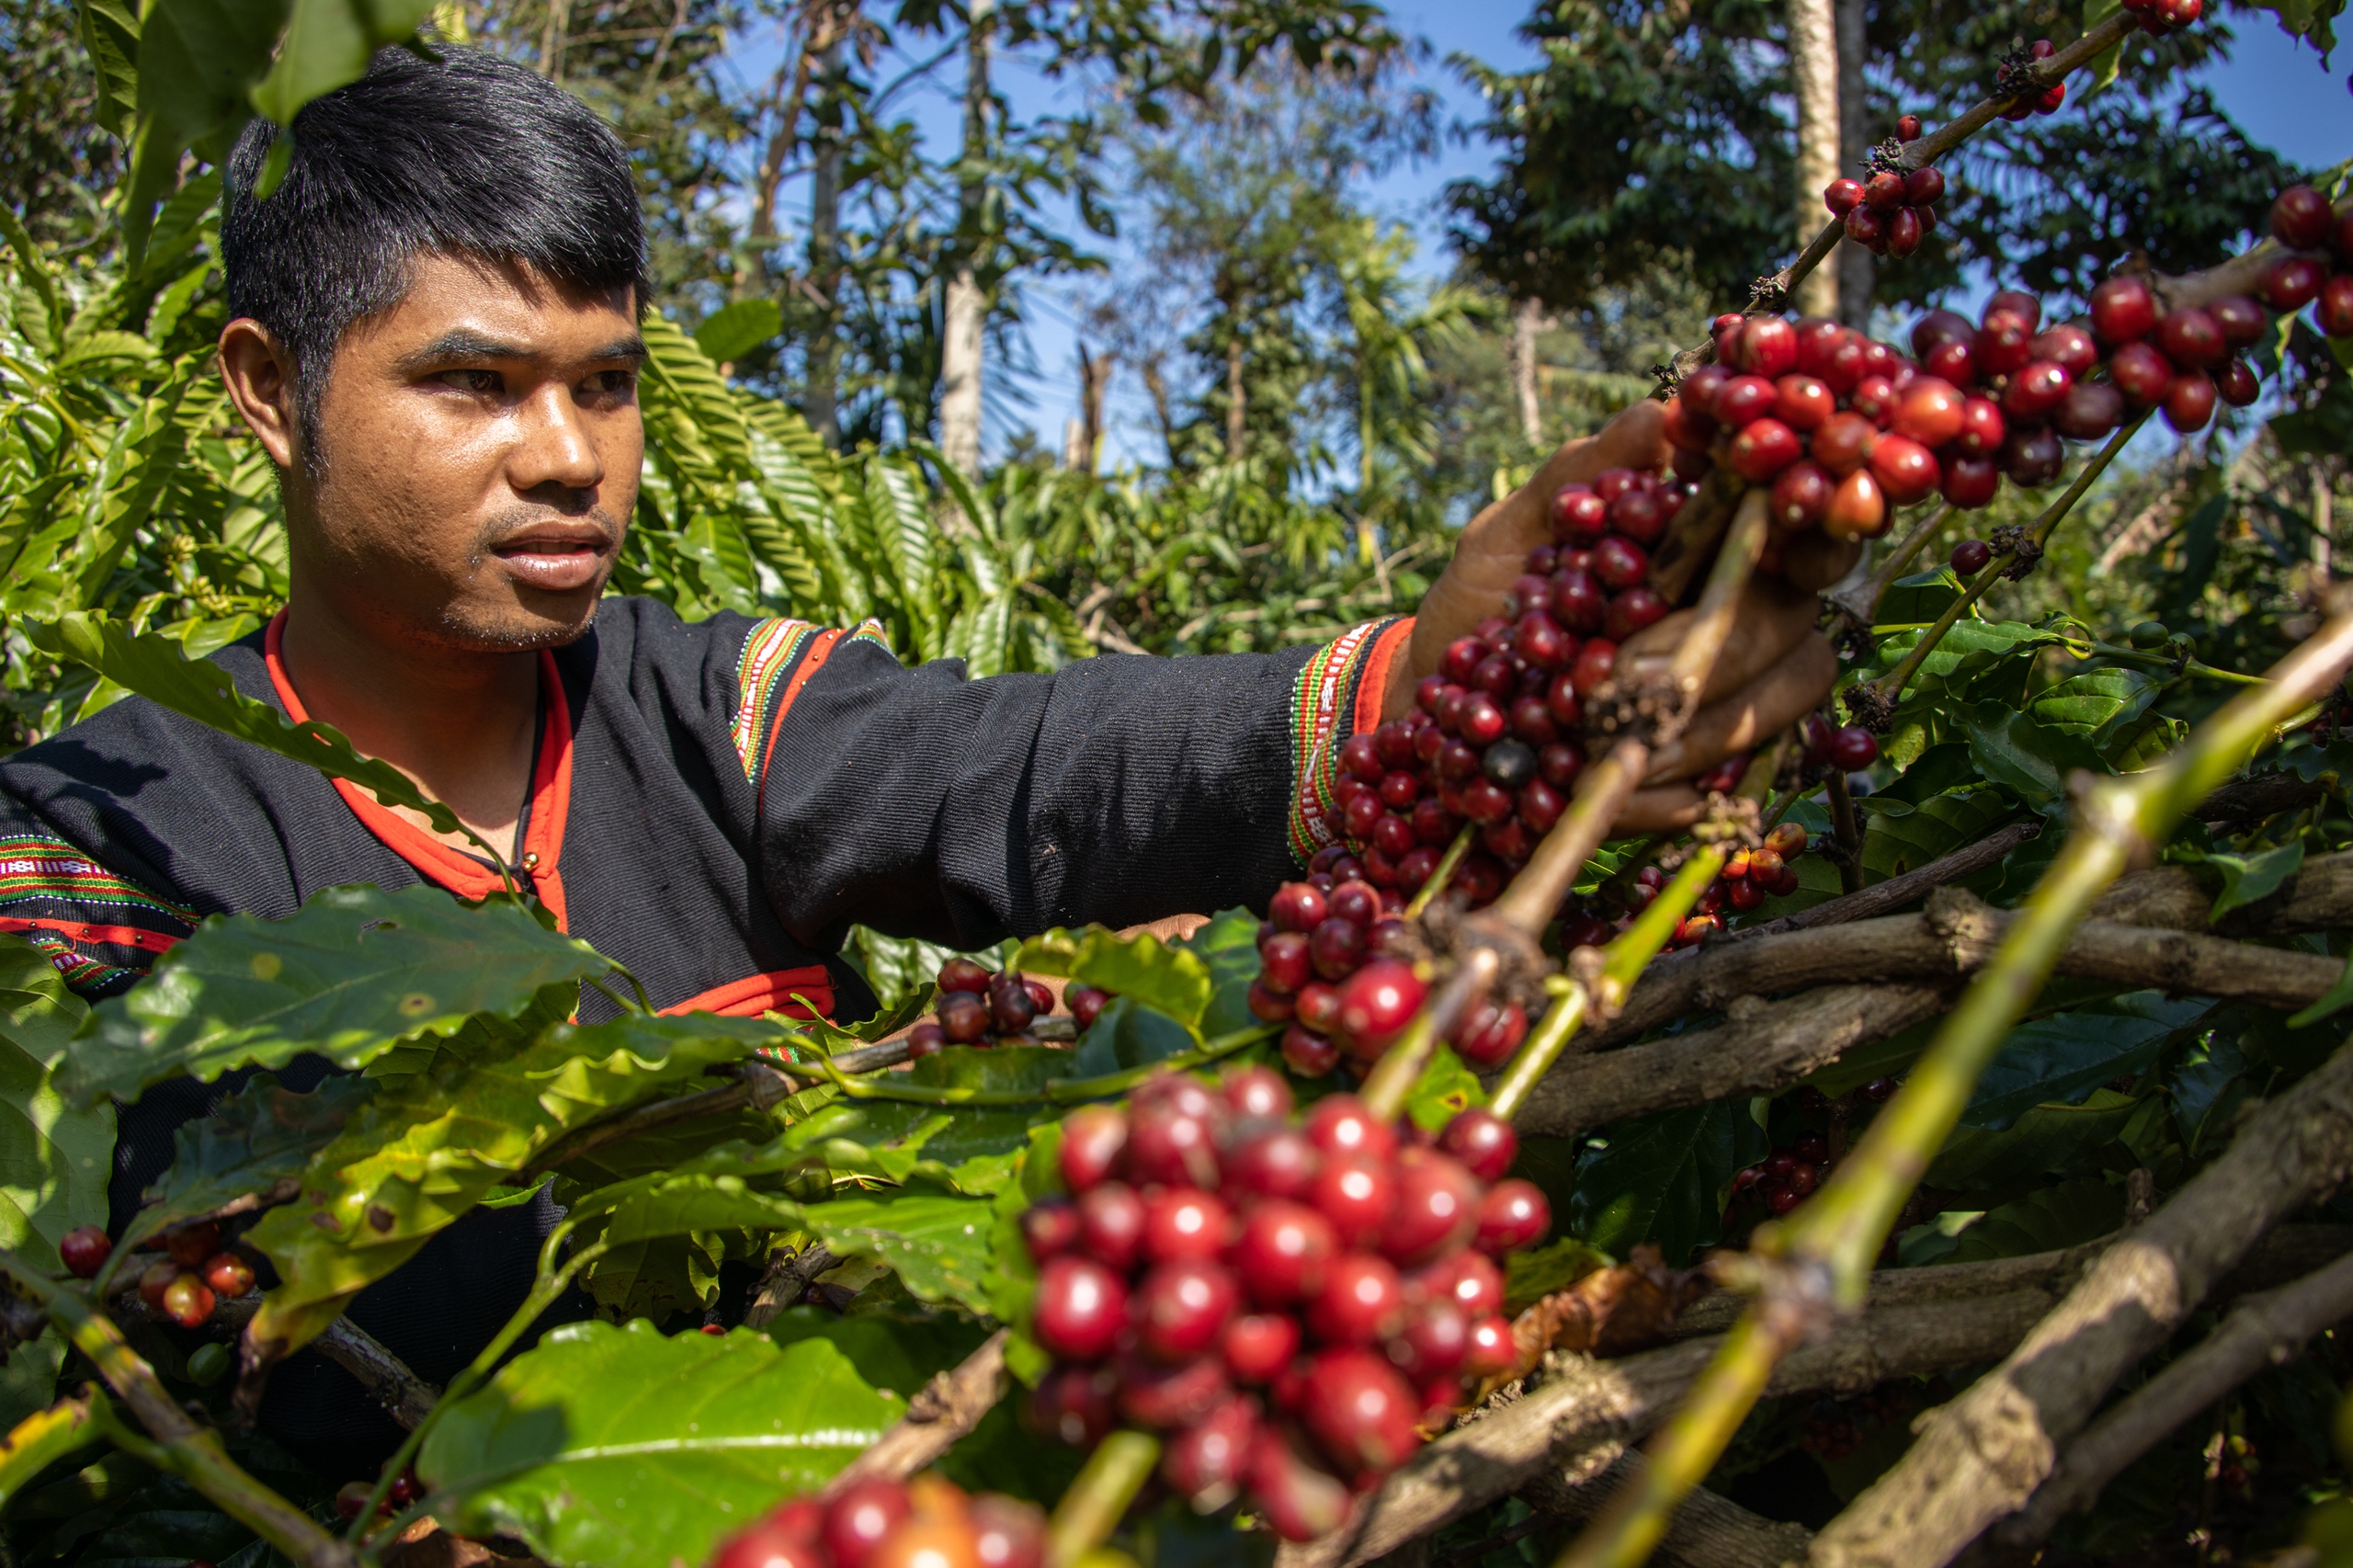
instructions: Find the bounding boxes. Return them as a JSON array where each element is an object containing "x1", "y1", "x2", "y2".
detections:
[{"x1": 217, "y1": 318, "x2": 302, "y2": 471}]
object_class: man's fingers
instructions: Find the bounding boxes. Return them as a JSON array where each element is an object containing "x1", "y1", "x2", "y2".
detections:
[
  {"x1": 1644, "y1": 633, "x2": 1839, "y2": 782},
  {"x1": 1615, "y1": 574, "x2": 1820, "y2": 708},
  {"x1": 1779, "y1": 529, "x2": 1867, "y2": 594},
  {"x1": 1615, "y1": 783, "x2": 1708, "y2": 834}
]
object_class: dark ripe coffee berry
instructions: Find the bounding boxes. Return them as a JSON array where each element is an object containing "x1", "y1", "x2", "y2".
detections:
[
  {"x1": 1076, "y1": 1181, "x2": 1146, "y2": 1270},
  {"x1": 1593, "y1": 467, "x2": 1642, "y2": 503},
  {"x1": 1768, "y1": 460, "x2": 1833, "y2": 530},
  {"x1": 2272, "y1": 184, "x2": 2333, "y2": 250},
  {"x1": 137, "y1": 1258, "x2": 177, "y2": 1309},
  {"x1": 1910, "y1": 308, "x2": 1973, "y2": 359},
  {"x1": 1233, "y1": 1199, "x2": 1338, "y2": 1307},
  {"x1": 1438, "y1": 1108, "x2": 1518, "y2": 1183},
  {"x1": 2107, "y1": 341, "x2": 2175, "y2": 405},
  {"x1": 1371, "y1": 814, "x2": 1415, "y2": 860},
  {"x1": 1481, "y1": 739, "x2": 1537, "y2": 790},
  {"x1": 2320, "y1": 275, "x2": 2353, "y2": 338},
  {"x1": 2218, "y1": 360, "x2": 2260, "y2": 407},
  {"x1": 1115, "y1": 1348, "x2": 1231, "y2": 1431},
  {"x1": 1280, "y1": 1023, "x2": 1339, "y2": 1078},
  {"x1": 1886, "y1": 205, "x2": 1923, "y2": 259},
  {"x1": 1867, "y1": 434, "x2": 1940, "y2": 506},
  {"x1": 1270, "y1": 881, "x2": 1327, "y2": 935},
  {"x1": 1897, "y1": 112, "x2": 1924, "y2": 140},
  {"x1": 2054, "y1": 380, "x2": 2126, "y2": 439},
  {"x1": 1862, "y1": 171, "x2": 1905, "y2": 211},
  {"x1": 1905, "y1": 167, "x2": 1946, "y2": 207},
  {"x1": 1335, "y1": 961, "x2": 1425, "y2": 1054},
  {"x1": 1549, "y1": 485, "x2": 1609, "y2": 542},
  {"x1": 1410, "y1": 797, "x2": 1457, "y2": 846},
  {"x1": 2029, "y1": 323, "x2": 2098, "y2": 378},
  {"x1": 166, "y1": 1221, "x2": 222, "y2": 1268},
  {"x1": 1728, "y1": 417, "x2": 1802, "y2": 483},
  {"x1": 1302, "y1": 1347, "x2": 1423, "y2": 1479},
  {"x1": 1033, "y1": 1256, "x2": 1129, "y2": 1358},
  {"x1": 1571, "y1": 638, "x2": 1619, "y2": 698},
  {"x1": 1143, "y1": 1187, "x2": 1233, "y2": 1265},
  {"x1": 1608, "y1": 486, "x2": 1671, "y2": 543},
  {"x1": 1950, "y1": 539, "x2": 1993, "y2": 574},
  {"x1": 201, "y1": 1251, "x2": 255, "y2": 1298},
  {"x1": 1950, "y1": 395, "x2": 2005, "y2": 458},
  {"x1": 1514, "y1": 612, "x2": 1571, "y2": 672},
  {"x1": 2208, "y1": 295, "x2": 2266, "y2": 347},
  {"x1": 1223, "y1": 1312, "x2": 1302, "y2": 1385},
  {"x1": 1986, "y1": 290, "x2": 2040, "y2": 330},
  {"x1": 1475, "y1": 1180, "x2": 1552, "y2": 1256},
  {"x1": 58, "y1": 1224, "x2": 109, "y2": 1278},
  {"x1": 2164, "y1": 371, "x2": 2218, "y2": 434},
  {"x1": 1023, "y1": 978, "x2": 1055, "y2": 1016},
  {"x1": 1164, "y1": 1394, "x2": 1260, "y2": 1504},
  {"x1": 1938, "y1": 451, "x2": 1995, "y2": 506},
  {"x1": 1308, "y1": 1253, "x2": 1406, "y2": 1346},
  {"x1": 162, "y1": 1272, "x2": 215, "y2": 1329},
  {"x1": 1372, "y1": 721, "x2": 1418, "y2": 769},
  {"x1": 1222, "y1": 1064, "x2": 1291, "y2": 1123},
  {"x1": 2155, "y1": 309, "x2": 2225, "y2": 369},
  {"x1": 1824, "y1": 176, "x2": 1866, "y2": 215},
  {"x1": 1539, "y1": 742, "x2": 1584, "y2": 791},
  {"x1": 1509, "y1": 694, "x2": 1560, "y2": 748},
  {"x1": 1452, "y1": 999, "x2": 1529, "y2": 1069},
  {"x1": 1467, "y1": 654, "x2": 1515, "y2": 698},
  {"x1": 972, "y1": 1495, "x2": 1049, "y2": 1568},
  {"x1": 1305, "y1": 1095, "x2": 1397, "y2": 1162},
  {"x1": 1518, "y1": 777, "x2": 1566, "y2": 835},
  {"x1": 1381, "y1": 1150, "x2": 1483, "y2": 1267},
  {"x1": 2001, "y1": 427, "x2": 2066, "y2": 487},
  {"x1": 1393, "y1": 1297, "x2": 1472, "y2": 1381},
  {"x1": 1250, "y1": 1426, "x2": 1354, "y2": 1543},
  {"x1": 938, "y1": 957, "x2": 993, "y2": 995},
  {"x1": 1303, "y1": 917, "x2": 1362, "y2": 983},
  {"x1": 1132, "y1": 1258, "x2": 1240, "y2": 1362},
  {"x1": 1590, "y1": 535, "x2": 1649, "y2": 589},
  {"x1": 1713, "y1": 373, "x2": 1778, "y2": 428},
  {"x1": 1827, "y1": 727, "x2": 1880, "y2": 771},
  {"x1": 1308, "y1": 1149, "x2": 1392, "y2": 1243},
  {"x1": 938, "y1": 991, "x2": 991, "y2": 1044},
  {"x1": 1975, "y1": 312, "x2": 2033, "y2": 377},
  {"x1": 1458, "y1": 694, "x2": 1507, "y2": 746},
  {"x1": 989, "y1": 973, "x2": 1039, "y2": 1035},
  {"x1": 1022, "y1": 1198, "x2": 1082, "y2": 1262},
  {"x1": 1247, "y1": 979, "x2": 1298, "y2": 1024},
  {"x1": 2090, "y1": 276, "x2": 2159, "y2": 345},
  {"x1": 2004, "y1": 360, "x2": 2073, "y2": 424},
  {"x1": 1294, "y1": 983, "x2": 1341, "y2": 1035},
  {"x1": 2265, "y1": 256, "x2": 2326, "y2": 312}
]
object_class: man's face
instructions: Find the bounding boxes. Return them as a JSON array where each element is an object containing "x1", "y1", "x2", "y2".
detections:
[{"x1": 285, "y1": 254, "x2": 644, "y2": 653}]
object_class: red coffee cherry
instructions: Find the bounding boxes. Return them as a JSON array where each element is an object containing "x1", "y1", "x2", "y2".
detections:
[
  {"x1": 986, "y1": 971, "x2": 1038, "y2": 1034},
  {"x1": 1021, "y1": 1198, "x2": 1081, "y2": 1263},
  {"x1": 938, "y1": 991, "x2": 991, "y2": 1044},
  {"x1": 1131, "y1": 1258, "x2": 1240, "y2": 1363},
  {"x1": 1222, "y1": 1064, "x2": 1291, "y2": 1122},
  {"x1": 825, "y1": 1479, "x2": 915, "y2": 1568},
  {"x1": 1464, "y1": 1314, "x2": 1518, "y2": 1378},
  {"x1": 1163, "y1": 1394, "x2": 1261, "y2": 1504},
  {"x1": 1257, "y1": 931, "x2": 1311, "y2": 995},
  {"x1": 1222, "y1": 1311, "x2": 1302, "y2": 1384},
  {"x1": 165, "y1": 1221, "x2": 221, "y2": 1268},
  {"x1": 2265, "y1": 256, "x2": 2327, "y2": 312},
  {"x1": 1269, "y1": 882, "x2": 1328, "y2": 934},
  {"x1": 1811, "y1": 411, "x2": 1878, "y2": 476},
  {"x1": 2001, "y1": 427, "x2": 2065, "y2": 487},
  {"x1": 1941, "y1": 456, "x2": 1999, "y2": 510},
  {"x1": 1950, "y1": 539, "x2": 1993, "y2": 574},
  {"x1": 1419, "y1": 1247, "x2": 1504, "y2": 1320},
  {"x1": 1824, "y1": 177, "x2": 1865, "y2": 214},
  {"x1": 1280, "y1": 1022, "x2": 1339, "y2": 1078},
  {"x1": 2207, "y1": 295, "x2": 2266, "y2": 347},
  {"x1": 1380, "y1": 1150, "x2": 1483, "y2": 1267},
  {"x1": 1768, "y1": 460, "x2": 1833, "y2": 530},
  {"x1": 1333, "y1": 960, "x2": 1427, "y2": 1055},
  {"x1": 1311, "y1": 1154, "x2": 1396, "y2": 1251},
  {"x1": 1030, "y1": 1364, "x2": 1118, "y2": 1446},
  {"x1": 1233, "y1": 1200, "x2": 1337, "y2": 1307},
  {"x1": 1904, "y1": 166, "x2": 1945, "y2": 206},
  {"x1": 1224, "y1": 1125, "x2": 1322, "y2": 1205},
  {"x1": 2320, "y1": 274, "x2": 2353, "y2": 338},
  {"x1": 1896, "y1": 113, "x2": 1923, "y2": 140},
  {"x1": 1728, "y1": 417, "x2": 1803, "y2": 483},
  {"x1": 2029, "y1": 323, "x2": 2098, "y2": 377},
  {"x1": 906, "y1": 1022, "x2": 948, "y2": 1059},
  {"x1": 1475, "y1": 1180, "x2": 1552, "y2": 1256},
  {"x1": 2089, "y1": 275, "x2": 2158, "y2": 345},
  {"x1": 971, "y1": 1494, "x2": 1048, "y2": 1568},
  {"x1": 714, "y1": 1522, "x2": 830, "y2": 1568},
  {"x1": 2218, "y1": 360, "x2": 2260, "y2": 407},
  {"x1": 1076, "y1": 1182, "x2": 1145, "y2": 1271},
  {"x1": 1735, "y1": 315, "x2": 1799, "y2": 378},
  {"x1": 1548, "y1": 485, "x2": 1608, "y2": 541},
  {"x1": 58, "y1": 1224, "x2": 110, "y2": 1279},
  {"x1": 1058, "y1": 1105, "x2": 1128, "y2": 1194},
  {"x1": 1248, "y1": 1427, "x2": 1353, "y2": 1542},
  {"x1": 137, "y1": 1258, "x2": 176, "y2": 1310},
  {"x1": 1886, "y1": 206, "x2": 1923, "y2": 259},
  {"x1": 1301, "y1": 1347, "x2": 1423, "y2": 1479},
  {"x1": 2154, "y1": 308, "x2": 2225, "y2": 369},
  {"x1": 2272, "y1": 183, "x2": 2333, "y2": 250},
  {"x1": 938, "y1": 958, "x2": 993, "y2": 994},
  {"x1": 161, "y1": 1273, "x2": 215, "y2": 1329},
  {"x1": 1826, "y1": 727, "x2": 1880, "y2": 770},
  {"x1": 2164, "y1": 371, "x2": 2217, "y2": 434},
  {"x1": 1712, "y1": 373, "x2": 1778, "y2": 428},
  {"x1": 2106, "y1": 341, "x2": 2175, "y2": 406},
  {"x1": 1824, "y1": 470, "x2": 1888, "y2": 540},
  {"x1": 2054, "y1": 381, "x2": 2126, "y2": 440},
  {"x1": 1867, "y1": 434, "x2": 1940, "y2": 506},
  {"x1": 1438, "y1": 1108, "x2": 1518, "y2": 1183},
  {"x1": 1307, "y1": 1253, "x2": 1405, "y2": 1346},
  {"x1": 201, "y1": 1252, "x2": 255, "y2": 1298},
  {"x1": 1142, "y1": 1187, "x2": 1232, "y2": 1265},
  {"x1": 1031, "y1": 1256, "x2": 1128, "y2": 1359},
  {"x1": 1892, "y1": 376, "x2": 1963, "y2": 447}
]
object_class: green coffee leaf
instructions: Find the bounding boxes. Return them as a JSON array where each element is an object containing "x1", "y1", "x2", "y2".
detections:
[
  {"x1": 576, "y1": 1172, "x2": 804, "y2": 1245},
  {"x1": 2083, "y1": 0, "x2": 2127, "y2": 92},
  {"x1": 1961, "y1": 701, "x2": 2106, "y2": 811},
  {"x1": 760, "y1": 1303, "x2": 993, "y2": 1404},
  {"x1": 1961, "y1": 994, "x2": 2209, "y2": 1131},
  {"x1": 244, "y1": 1013, "x2": 780, "y2": 1363},
  {"x1": 251, "y1": 0, "x2": 437, "y2": 128},
  {"x1": 421, "y1": 1321, "x2": 900, "y2": 1568},
  {"x1": 121, "y1": 1072, "x2": 373, "y2": 1256},
  {"x1": 803, "y1": 1190, "x2": 997, "y2": 1313},
  {"x1": 62, "y1": 883, "x2": 614, "y2": 1107},
  {"x1": 693, "y1": 300, "x2": 784, "y2": 365},
  {"x1": 1943, "y1": 1179, "x2": 2125, "y2": 1264},
  {"x1": 1570, "y1": 1101, "x2": 1768, "y2": 1267},
  {"x1": 1503, "y1": 1236, "x2": 1612, "y2": 1315},
  {"x1": 1064, "y1": 995, "x2": 1199, "y2": 1075},
  {"x1": 1404, "y1": 1041, "x2": 1486, "y2": 1133},
  {"x1": 1011, "y1": 925, "x2": 1212, "y2": 1030},
  {"x1": 1874, "y1": 565, "x2": 1965, "y2": 628},
  {"x1": 2171, "y1": 1031, "x2": 2252, "y2": 1153},
  {"x1": 779, "y1": 1099, "x2": 1029, "y2": 1196},
  {"x1": 1929, "y1": 1088, "x2": 2141, "y2": 1188},
  {"x1": 0, "y1": 936, "x2": 111, "y2": 1270},
  {"x1": 1176, "y1": 908, "x2": 1264, "y2": 1040},
  {"x1": 2204, "y1": 839, "x2": 2306, "y2": 920}
]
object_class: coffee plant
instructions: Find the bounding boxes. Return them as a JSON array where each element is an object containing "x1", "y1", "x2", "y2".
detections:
[{"x1": 3, "y1": 0, "x2": 2353, "y2": 1565}]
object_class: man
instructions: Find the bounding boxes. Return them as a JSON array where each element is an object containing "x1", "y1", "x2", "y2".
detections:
[{"x1": 0, "y1": 49, "x2": 1841, "y2": 1468}]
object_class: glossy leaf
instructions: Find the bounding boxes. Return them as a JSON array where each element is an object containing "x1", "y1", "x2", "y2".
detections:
[
  {"x1": 1012, "y1": 924, "x2": 1213, "y2": 1030},
  {"x1": 1403, "y1": 1040, "x2": 1487, "y2": 1133},
  {"x1": 1961, "y1": 700, "x2": 2107, "y2": 811},
  {"x1": 801, "y1": 1190, "x2": 997, "y2": 1313},
  {"x1": 1569, "y1": 1101, "x2": 1768, "y2": 1267},
  {"x1": 693, "y1": 300, "x2": 784, "y2": 364},
  {"x1": 0, "y1": 937, "x2": 111, "y2": 1270},
  {"x1": 2203, "y1": 839, "x2": 2306, "y2": 920},
  {"x1": 1928, "y1": 1088, "x2": 2142, "y2": 1189},
  {"x1": 1944, "y1": 1179, "x2": 2125, "y2": 1264},
  {"x1": 120, "y1": 1072, "x2": 374, "y2": 1256},
  {"x1": 63, "y1": 883, "x2": 613, "y2": 1107},
  {"x1": 1961, "y1": 994, "x2": 2208, "y2": 1131},
  {"x1": 420, "y1": 1321, "x2": 900, "y2": 1568}
]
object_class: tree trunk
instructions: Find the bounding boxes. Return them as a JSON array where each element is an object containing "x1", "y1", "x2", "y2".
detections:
[
  {"x1": 1509, "y1": 296, "x2": 1543, "y2": 447},
  {"x1": 805, "y1": 31, "x2": 847, "y2": 448},
  {"x1": 1224, "y1": 335, "x2": 1246, "y2": 463},
  {"x1": 539, "y1": 0, "x2": 572, "y2": 77},
  {"x1": 937, "y1": 0, "x2": 994, "y2": 480},
  {"x1": 1835, "y1": 0, "x2": 1873, "y2": 327},
  {"x1": 1790, "y1": 0, "x2": 1841, "y2": 319},
  {"x1": 1065, "y1": 343, "x2": 1108, "y2": 473}
]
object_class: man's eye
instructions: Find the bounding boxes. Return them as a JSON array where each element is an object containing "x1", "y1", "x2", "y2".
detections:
[
  {"x1": 583, "y1": 369, "x2": 637, "y2": 396},
  {"x1": 439, "y1": 369, "x2": 503, "y2": 393}
]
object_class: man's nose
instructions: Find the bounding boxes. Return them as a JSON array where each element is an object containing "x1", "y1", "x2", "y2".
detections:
[{"x1": 508, "y1": 382, "x2": 605, "y2": 495}]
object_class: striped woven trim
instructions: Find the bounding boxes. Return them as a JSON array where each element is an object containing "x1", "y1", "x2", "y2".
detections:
[
  {"x1": 9, "y1": 928, "x2": 142, "y2": 994},
  {"x1": 843, "y1": 619, "x2": 894, "y2": 657},
  {"x1": 0, "y1": 836, "x2": 198, "y2": 926},
  {"x1": 1286, "y1": 618, "x2": 1411, "y2": 866},
  {"x1": 730, "y1": 619, "x2": 821, "y2": 780}
]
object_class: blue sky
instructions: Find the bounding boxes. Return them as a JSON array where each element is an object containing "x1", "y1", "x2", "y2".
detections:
[{"x1": 730, "y1": 1, "x2": 2350, "y2": 467}]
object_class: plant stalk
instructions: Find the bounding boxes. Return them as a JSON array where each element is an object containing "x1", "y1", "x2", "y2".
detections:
[
  {"x1": 1551, "y1": 594, "x2": 2353, "y2": 1568},
  {"x1": 1405, "y1": 824, "x2": 1479, "y2": 920},
  {"x1": 1045, "y1": 1428, "x2": 1160, "y2": 1568}
]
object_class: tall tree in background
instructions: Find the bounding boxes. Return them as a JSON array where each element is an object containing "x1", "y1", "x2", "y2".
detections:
[{"x1": 1788, "y1": 0, "x2": 1840, "y2": 317}]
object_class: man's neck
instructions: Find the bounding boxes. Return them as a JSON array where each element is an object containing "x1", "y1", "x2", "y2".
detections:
[{"x1": 278, "y1": 604, "x2": 544, "y2": 858}]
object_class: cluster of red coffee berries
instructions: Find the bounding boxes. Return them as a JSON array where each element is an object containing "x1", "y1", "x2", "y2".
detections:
[
  {"x1": 1319, "y1": 463, "x2": 1687, "y2": 912},
  {"x1": 98, "y1": 1221, "x2": 256, "y2": 1330},
  {"x1": 1995, "y1": 43, "x2": 2073, "y2": 118},
  {"x1": 912, "y1": 959, "x2": 1112, "y2": 1055},
  {"x1": 710, "y1": 1473, "x2": 1045, "y2": 1568},
  {"x1": 2117, "y1": 0, "x2": 2203, "y2": 33},
  {"x1": 1020, "y1": 1071, "x2": 1548, "y2": 1540},
  {"x1": 1726, "y1": 1079, "x2": 1894, "y2": 1220},
  {"x1": 1658, "y1": 820, "x2": 1818, "y2": 949},
  {"x1": 1248, "y1": 877, "x2": 1447, "y2": 1078},
  {"x1": 2261, "y1": 184, "x2": 2353, "y2": 340},
  {"x1": 1824, "y1": 117, "x2": 1946, "y2": 260}
]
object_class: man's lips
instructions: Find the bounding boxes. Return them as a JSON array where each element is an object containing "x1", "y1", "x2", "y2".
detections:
[{"x1": 488, "y1": 525, "x2": 615, "y2": 594}]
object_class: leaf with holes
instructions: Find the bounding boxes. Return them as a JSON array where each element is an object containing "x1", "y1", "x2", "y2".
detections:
[
  {"x1": 419, "y1": 1321, "x2": 900, "y2": 1568},
  {"x1": 61, "y1": 883, "x2": 613, "y2": 1107}
]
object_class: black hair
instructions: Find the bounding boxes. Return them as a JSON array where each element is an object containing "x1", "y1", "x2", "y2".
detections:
[{"x1": 222, "y1": 47, "x2": 650, "y2": 455}]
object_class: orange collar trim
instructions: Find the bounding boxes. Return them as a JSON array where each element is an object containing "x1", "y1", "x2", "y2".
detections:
[{"x1": 263, "y1": 611, "x2": 573, "y2": 931}]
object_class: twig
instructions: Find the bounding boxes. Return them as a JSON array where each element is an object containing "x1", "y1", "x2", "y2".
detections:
[
  {"x1": 2089, "y1": 847, "x2": 2353, "y2": 934},
  {"x1": 315, "y1": 1317, "x2": 441, "y2": 1431},
  {"x1": 823, "y1": 1330, "x2": 1010, "y2": 1496},
  {"x1": 1825, "y1": 773, "x2": 1865, "y2": 894},
  {"x1": 1524, "y1": 1451, "x2": 1813, "y2": 1568},
  {"x1": 1993, "y1": 1250, "x2": 2353, "y2": 1552},
  {"x1": 1809, "y1": 1027, "x2": 2353, "y2": 1567},
  {"x1": 744, "y1": 1243, "x2": 840, "y2": 1329},
  {"x1": 1723, "y1": 820, "x2": 2040, "y2": 944}
]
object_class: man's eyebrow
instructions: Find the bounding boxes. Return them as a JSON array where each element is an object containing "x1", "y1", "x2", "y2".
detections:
[{"x1": 396, "y1": 329, "x2": 647, "y2": 374}]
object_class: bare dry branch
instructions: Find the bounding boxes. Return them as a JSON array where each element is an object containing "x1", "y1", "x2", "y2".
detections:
[
  {"x1": 819, "y1": 1330, "x2": 1010, "y2": 1498},
  {"x1": 1726, "y1": 822, "x2": 2042, "y2": 944},
  {"x1": 1808, "y1": 1035, "x2": 2353, "y2": 1568},
  {"x1": 1524, "y1": 1451, "x2": 1812, "y2": 1568},
  {"x1": 744, "y1": 1244, "x2": 841, "y2": 1329}
]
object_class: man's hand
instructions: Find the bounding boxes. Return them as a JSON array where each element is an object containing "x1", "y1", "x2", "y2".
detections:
[{"x1": 1392, "y1": 402, "x2": 1859, "y2": 831}]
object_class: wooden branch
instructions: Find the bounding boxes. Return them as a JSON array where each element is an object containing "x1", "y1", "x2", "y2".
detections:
[
  {"x1": 313, "y1": 1316, "x2": 439, "y2": 1431},
  {"x1": 1808, "y1": 1034, "x2": 2353, "y2": 1568},
  {"x1": 2086, "y1": 848, "x2": 2353, "y2": 936},
  {"x1": 1524, "y1": 1451, "x2": 1812, "y2": 1568},
  {"x1": 1725, "y1": 822, "x2": 2042, "y2": 944},
  {"x1": 744, "y1": 1243, "x2": 840, "y2": 1329},
  {"x1": 1275, "y1": 1290, "x2": 2058, "y2": 1568},
  {"x1": 820, "y1": 1330, "x2": 1009, "y2": 1498},
  {"x1": 1994, "y1": 1248, "x2": 2353, "y2": 1552}
]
